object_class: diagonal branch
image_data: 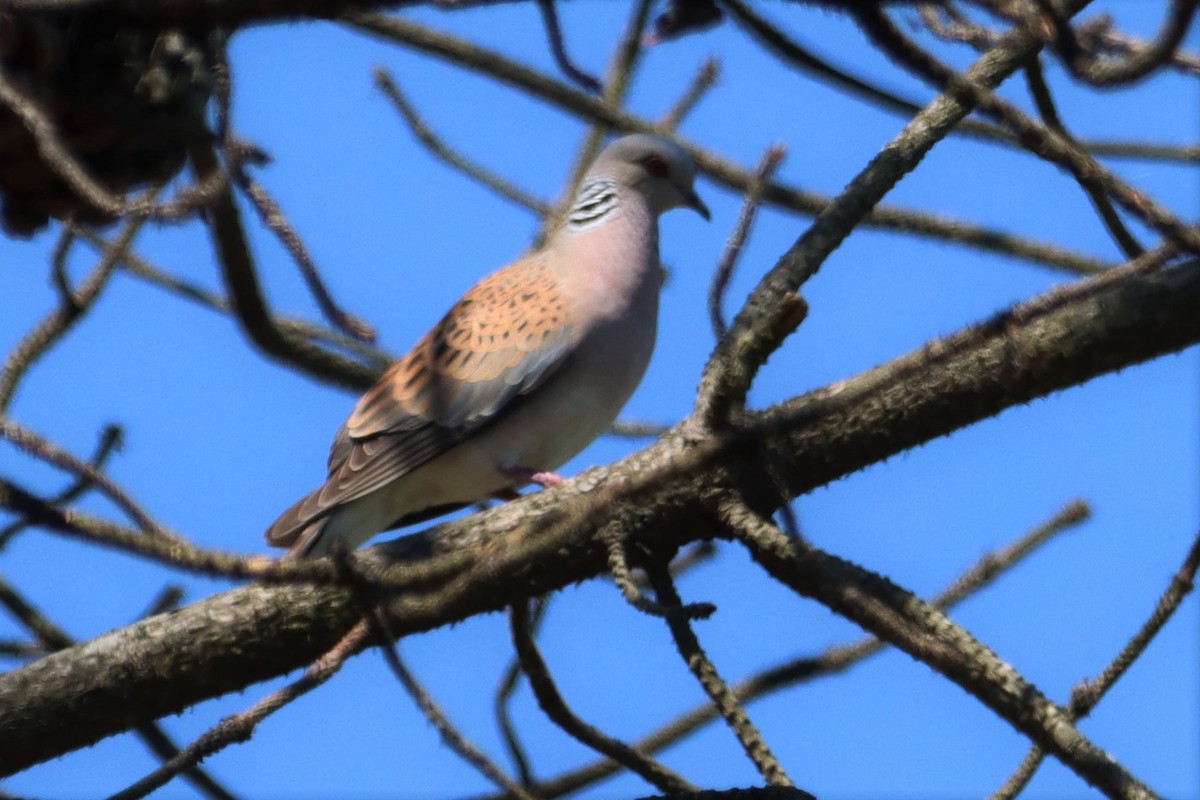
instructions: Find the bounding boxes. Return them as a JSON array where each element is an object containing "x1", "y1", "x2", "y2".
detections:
[
  {"x1": 695, "y1": 1, "x2": 1092, "y2": 423},
  {"x1": 644, "y1": 563, "x2": 793, "y2": 788},
  {"x1": 722, "y1": 499, "x2": 1156, "y2": 800},
  {"x1": 106, "y1": 620, "x2": 372, "y2": 800},
  {"x1": 849, "y1": 4, "x2": 1200, "y2": 254},
  {"x1": 0, "y1": 424, "x2": 123, "y2": 550},
  {"x1": 0, "y1": 202, "x2": 151, "y2": 413},
  {"x1": 191, "y1": 139, "x2": 380, "y2": 391},
  {"x1": 989, "y1": 531, "x2": 1200, "y2": 799}
]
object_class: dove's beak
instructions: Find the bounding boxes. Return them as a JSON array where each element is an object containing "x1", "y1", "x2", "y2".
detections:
[{"x1": 684, "y1": 187, "x2": 711, "y2": 221}]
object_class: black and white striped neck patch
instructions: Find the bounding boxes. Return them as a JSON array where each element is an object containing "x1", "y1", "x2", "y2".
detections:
[{"x1": 567, "y1": 179, "x2": 619, "y2": 229}]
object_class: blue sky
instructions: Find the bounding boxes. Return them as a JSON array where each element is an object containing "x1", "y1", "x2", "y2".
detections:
[{"x1": 1, "y1": 2, "x2": 1197, "y2": 798}]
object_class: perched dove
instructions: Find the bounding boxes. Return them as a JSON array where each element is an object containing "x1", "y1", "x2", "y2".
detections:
[{"x1": 265, "y1": 134, "x2": 709, "y2": 558}]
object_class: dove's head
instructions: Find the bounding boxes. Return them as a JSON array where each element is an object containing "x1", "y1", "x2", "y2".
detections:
[{"x1": 591, "y1": 134, "x2": 710, "y2": 221}]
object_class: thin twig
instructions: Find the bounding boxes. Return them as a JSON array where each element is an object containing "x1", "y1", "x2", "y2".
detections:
[
  {"x1": 74, "y1": 229, "x2": 389, "y2": 370},
  {"x1": 0, "y1": 575, "x2": 237, "y2": 800},
  {"x1": 361, "y1": 602, "x2": 536, "y2": 800},
  {"x1": 657, "y1": 57, "x2": 720, "y2": 132},
  {"x1": 192, "y1": 137, "x2": 380, "y2": 391},
  {"x1": 1022, "y1": 54, "x2": 1143, "y2": 259},
  {"x1": 138, "y1": 585, "x2": 186, "y2": 618},
  {"x1": 209, "y1": 41, "x2": 374, "y2": 344},
  {"x1": 0, "y1": 420, "x2": 178, "y2": 541},
  {"x1": 720, "y1": 0, "x2": 1018, "y2": 148},
  {"x1": 107, "y1": 619, "x2": 371, "y2": 800},
  {"x1": 926, "y1": 3, "x2": 1200, "y2": 80},
  {"x1": 709, "y1": 144, "x2": 787, "y2": 341},
  {"x1": 1078, "y1": 14, "x2": 1200, "y2": 77},
  {"x1": 644, "y1": 563, "x2": 793, "y2": 787},
  {"x1": 49, "y1": 226, "x2": 79, "y2": 310},
  {"x1": 1053, "y1": 0, "x2": 1198, "y2": 86},
  {"x1": 535, "y1": 0, "x2": 602, "y2": 93},
  {"x1": 372, "y1": 66, "x2": 550, "y2": 215},
  {"x1": 693, "y1": 0, "x2": 1097, "y2": 426},
  {"x1": 0, "y1": 640, "x2": 45, "y2": 660},
  {"x1": 0, "y1": 198, "x2": 153, "y2": 413},
  {"x1": 0, "y1": 475, "x2": 486, "y2": 594},
  {"x1": 722, "y1": 497, "x2": 1157, "y2": 799},
  {"x1": 936, "y1": 500, "x2": 1091, "y2": 604},
  {"x1": 508, "y1": 600, "x2": 696, "y2": 794},
  {"x1": 601, "y1": 524, "x2": 715, "y2": 620},
  {"x1": 495, "y1": 596, "x2": 549, "y2": 786},
  {"x1": 225, "y1": 141, "x2": 376, "y2": 343},
  {"x1": 530, "y1": 501, "x2": 1087, "y2": 800},
  {"x1": 623, "y1": 542, "x2": 720, "y2": 596},
  {"x1": 0, "y1": 573, "x2": 72, "y2": 651},
  {"x1": 989, "y1": 530, "x2": 1199, "y2": 800},
  {"x1": 851, "y1": 4, "x2": 1200, "y2": 254},
  {"x1": 0, "y1": 424, "x2": 123, "y2": 550},
  {"x1": 345, "y1": 13, "x2": 1120, "y2": 276}
]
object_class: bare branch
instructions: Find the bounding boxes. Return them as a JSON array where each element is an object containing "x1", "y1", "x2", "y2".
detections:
[
  {"x1": 722, "y1": 499, "x2": 1156, "y2": 799},
  {"x1": 372, "y1": 66, "x2": 551, "y2": 215},
  {"x1": 0, "y1": 420, "x2": 178, "y2": 541},
  {"x1": 1022, "y1": 55, "x2": 1143, "y2": 259},
  {"x1": 527, "y1": 500, "x2": 1093, "y2": 799},
  {"x1": 709, "y1": 144, "x2": 787, "y2": 341},
  {"x1": 365, "y1": 609, "x2": 536, "y2": 799},
  {"x1": 0, "y1": 574, "x2": 237, "y2": 800},
  {"x1": 535, "y1": 0, "x2": 602, "y2": 94},
  {"x1": 210, "y1": 46, "x2": 374, "y2": 343},
  {"x1": 508, "y1": 600, "x2": 696, "y2": 794},
  {"x1": 1053, "y1": 0, "x2": 1198, "y2": 87},
  {"x1": 645, "y1": 563, "x2": 794, "y2": 788},
  {"x1": 74, "y1": 229, "x2": 390, "y2": 370},
  {"x1": 695, "y1": 0, "x2": 1094, "y2": 424},
  {"x1": 107, "y1": 620, "x2": 372, "y2": 800},
  {"x1": 990, "y1": 530, "x2": 1200, "y2": 799},
  {"x1": 0, "y1": 204, "x2": 151, "y2": 412},
  {"x1": 494, "y1": 596, "x2": 548, "y2": 787},
  {"x1": 850, "y1": 4, "x2": 1200, "y2": 253},
  {"x1": 191, "y1": 139, "x2": 381, "y2": 391},
  {"x1": 601, "y1": 524, "x2": 715, "y2": 620},
  {"x1": 657, "y1": 57, "x2": 720, "y2": 133},
  {"x1": 1075, "y1": 13, "x2": 1200, "y2": 78},
  {"x1": 0, "y1": 423, "x2": 123, "y2": 550}
]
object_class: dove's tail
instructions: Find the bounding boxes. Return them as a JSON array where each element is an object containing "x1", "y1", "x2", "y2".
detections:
[{"x1": 264, "y1": 489, "x2": 332, "y2": 559}]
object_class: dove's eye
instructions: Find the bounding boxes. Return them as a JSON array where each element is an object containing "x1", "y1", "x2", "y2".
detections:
[{"x1": 641, "y1": 154, "x2": 669, "y2": 178}]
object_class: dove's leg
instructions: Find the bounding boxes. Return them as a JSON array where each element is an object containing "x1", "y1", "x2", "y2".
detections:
[{"x1": 493, "y1": 467, "x2": 565, "y2": 499}]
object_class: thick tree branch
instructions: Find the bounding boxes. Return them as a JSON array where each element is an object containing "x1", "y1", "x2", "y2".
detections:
[{"x1": 1, "y1": 250, "x2": 1197, "y2": 775}]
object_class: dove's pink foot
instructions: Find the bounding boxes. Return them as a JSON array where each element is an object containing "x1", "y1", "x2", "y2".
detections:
[
  {"x1": 500, "y1": 467, "x2": 564, "y2": 488},
  {"x1": 490, "y1": 468, "x2": 564, "y2": 502}
]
